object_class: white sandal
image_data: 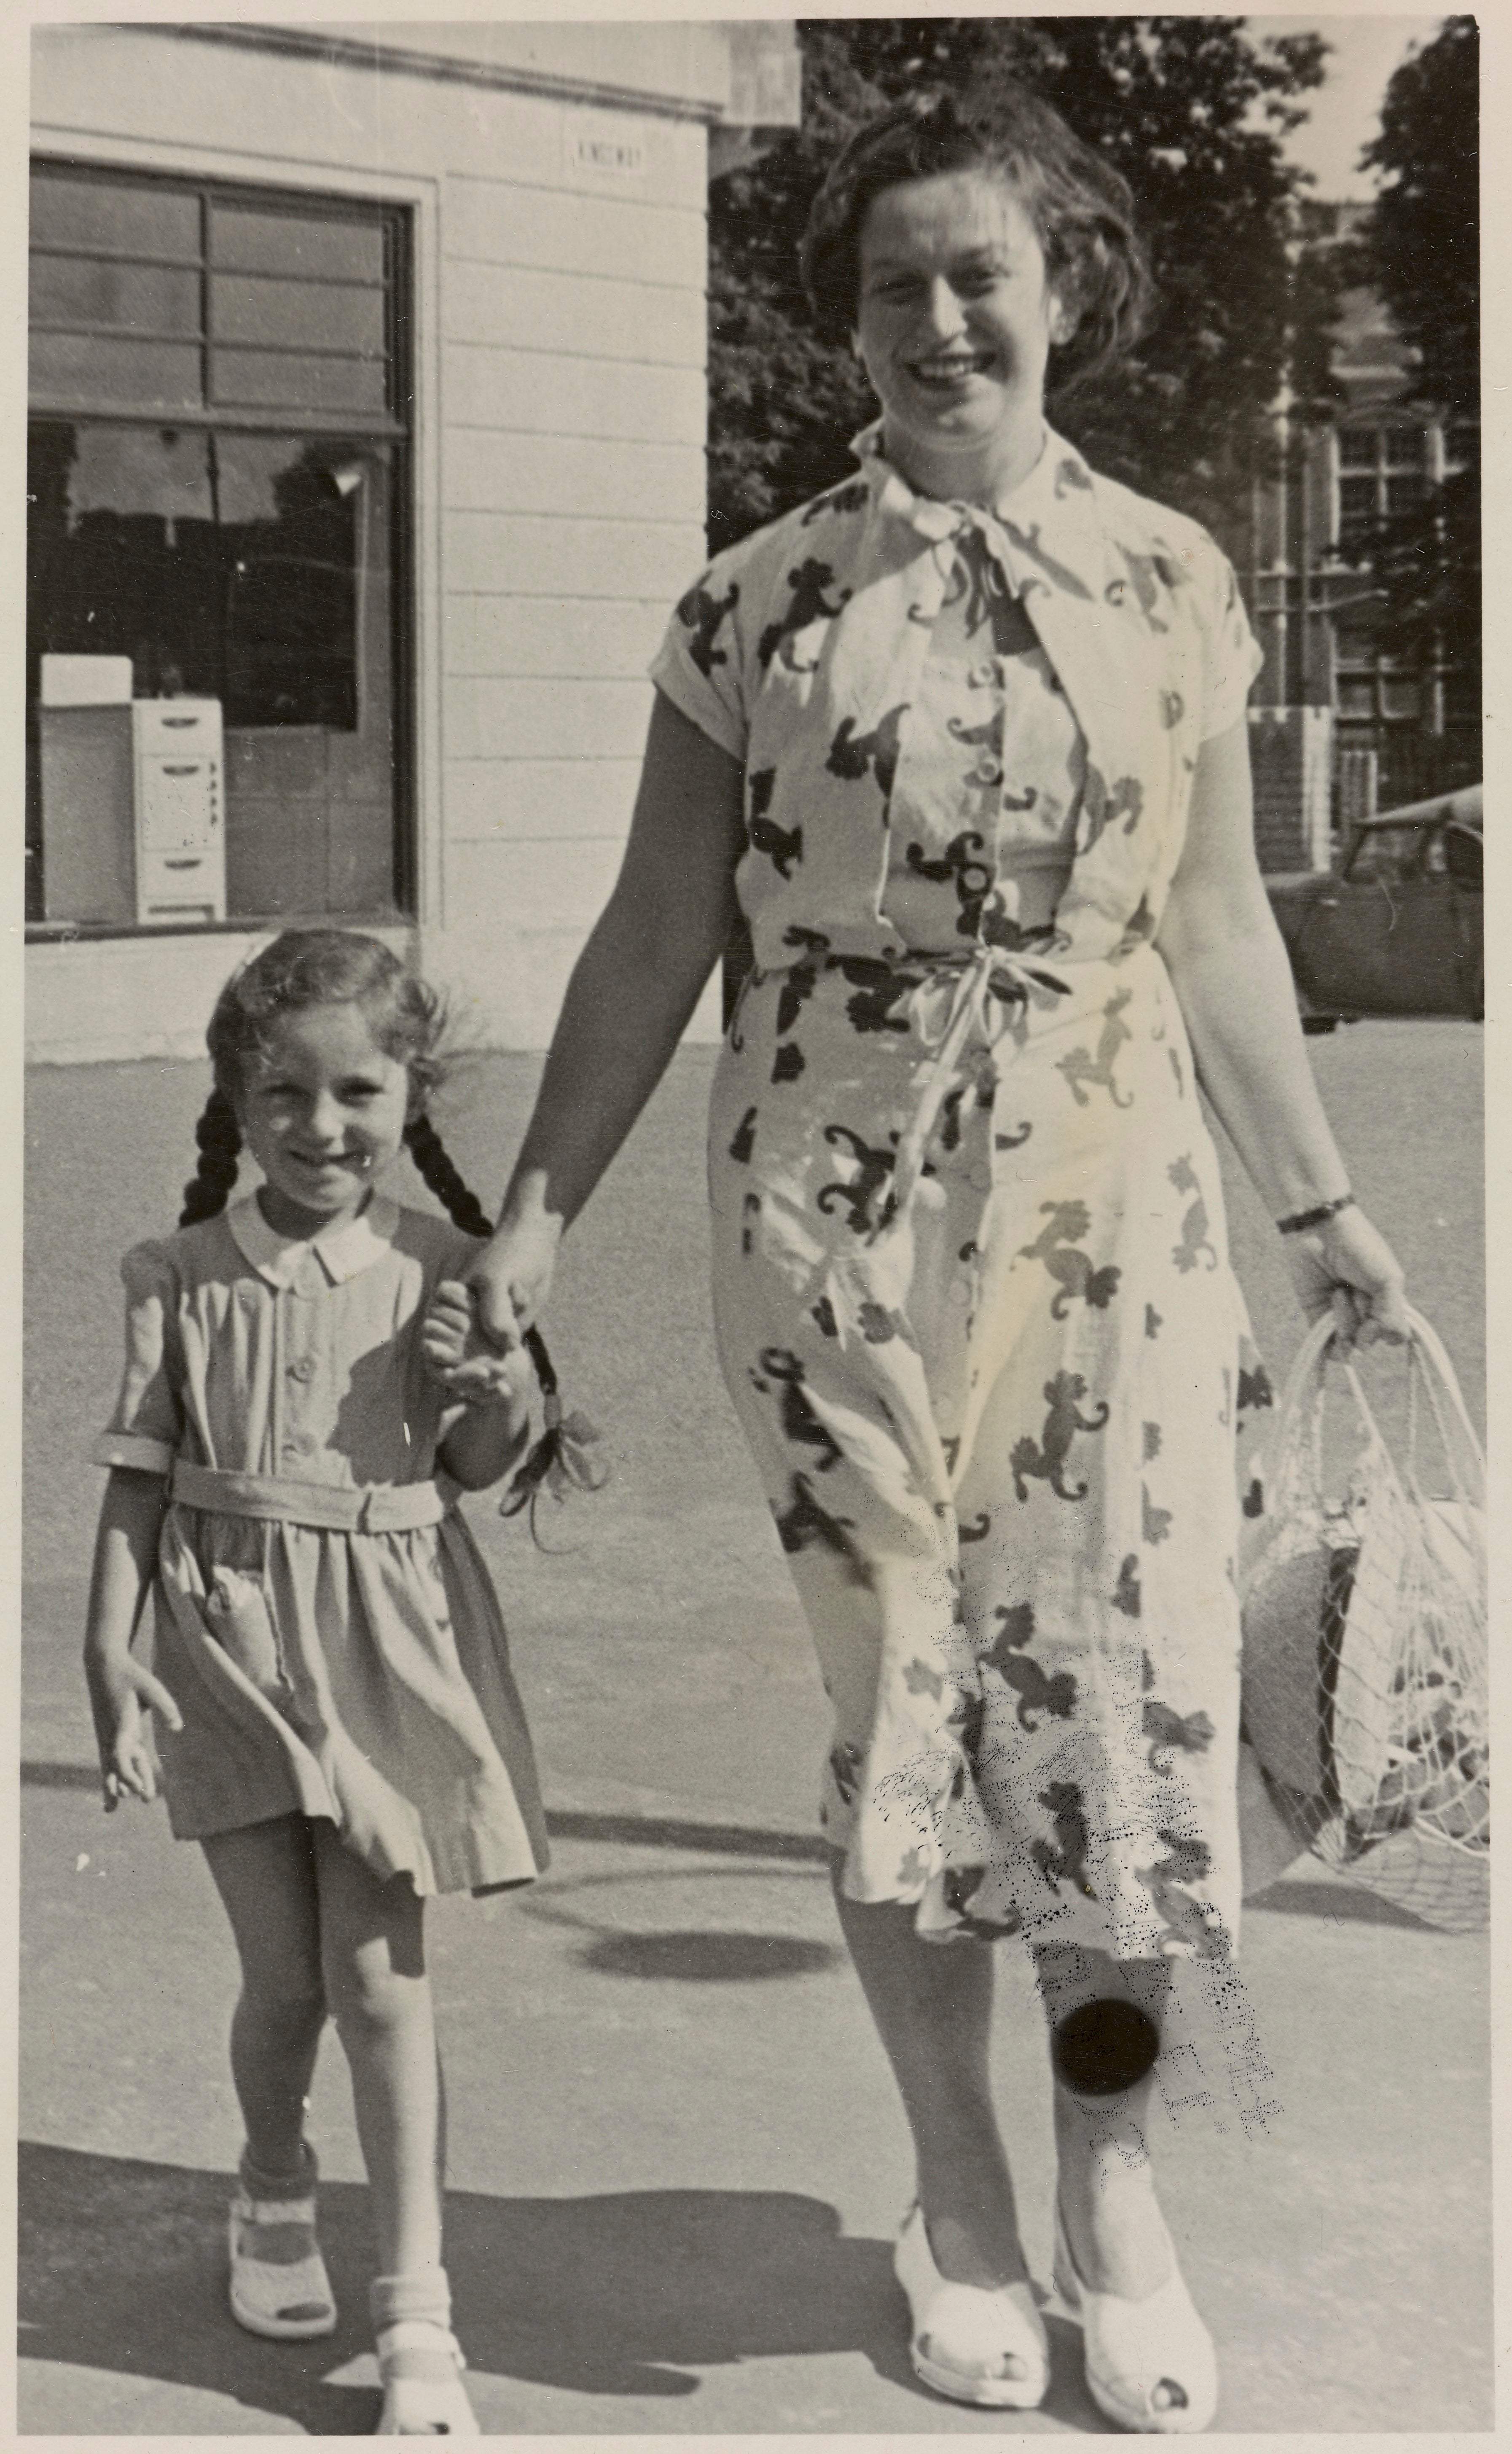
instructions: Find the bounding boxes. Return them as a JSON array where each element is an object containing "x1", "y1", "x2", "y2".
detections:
[
  {"x1": 894, "y1": 2203, "x2": 1049, "y2": 2410},
  {"x1": 228, "y1": 2148, "x2": 336, "y2": 2340},
  {"x1": 1054, "y1": 2201, "x2": 1218, "y2": 2433},
  {"x1": 372, "y1": 2272, "x2": 478, "y2": 2436}
]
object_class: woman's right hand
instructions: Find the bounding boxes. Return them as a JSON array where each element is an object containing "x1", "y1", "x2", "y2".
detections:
[
  {"x1": 467, "y1": 1207, "x2": 562, "y2": 1352},
  {"x1": 83, "y1": 1648, "x2": 183, "y2": 1810}
]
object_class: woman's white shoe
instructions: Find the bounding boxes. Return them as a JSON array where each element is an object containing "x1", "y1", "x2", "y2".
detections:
[
  {"x1": 894, "y1": 2203, "x2": 1049, "y2": 2410},
  {"x1": 1053, "y1": 2203, "x2": 1217, "y2": 2433}
]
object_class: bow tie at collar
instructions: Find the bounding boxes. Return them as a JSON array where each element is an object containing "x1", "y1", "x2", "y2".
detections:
[{"x1": 848, "y1": 420, "x2": 1101, "y2": 598}]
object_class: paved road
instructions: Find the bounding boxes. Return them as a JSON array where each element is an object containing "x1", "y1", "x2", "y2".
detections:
[{"x1": 20, "y1": 1021, "x2": 1488, "y2": 2432}]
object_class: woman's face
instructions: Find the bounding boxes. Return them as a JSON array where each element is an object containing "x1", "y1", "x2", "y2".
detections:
[{"x1": 853, "y1": 170, "x2": 1069, "y2": 489}]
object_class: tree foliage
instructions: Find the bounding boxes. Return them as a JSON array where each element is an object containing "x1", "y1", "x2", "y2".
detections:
[
  {"x1": 1354, "y1": 20, "x2": 1480, "y2": 703},
  {"x1": 1359, "y1": 16, "x2": 1478, "y2": 419},
  {"x1": 708, "y1": 16, "x2": 1335, "y2": 556}
]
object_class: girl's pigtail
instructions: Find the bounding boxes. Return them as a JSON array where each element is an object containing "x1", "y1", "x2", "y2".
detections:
[
  {"x1": 404, "y1": 1111, "x2": 608, "y2": 1538},
  {"x1": 179, "y1": 1089, "x2": 243, "y2": 1227},
  {"x1": 404, "y1": 1112, "x2": 493, "y2": 1239}
]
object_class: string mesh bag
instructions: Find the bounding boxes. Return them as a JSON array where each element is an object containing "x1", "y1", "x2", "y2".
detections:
[{"x1": 1239, "y1": 1308, "x2": 1486, "y2": 1933}]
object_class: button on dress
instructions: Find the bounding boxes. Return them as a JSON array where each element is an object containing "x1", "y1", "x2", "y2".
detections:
[
  {"x1": 94, "y1": 1194, "x2": 548, "y2": 1897},
  {"x1": 651, "y1": 427, "x2": 1273, "y2": 1964}
]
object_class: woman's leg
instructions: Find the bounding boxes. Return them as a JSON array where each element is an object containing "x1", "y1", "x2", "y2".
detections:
[
  {"x1": 831, "y1": 1864, "x2": 1029, "y2": 2289},
  {"x1": 311, "y1": 1822, "x2": 444, "y2": 2279},
  {"x1": 1034, "y1": 1942, "x2": 1174, "y2": 2297},
  {"x1": 201, "y1": 1815, "x2": 328, "y2": 2176}
]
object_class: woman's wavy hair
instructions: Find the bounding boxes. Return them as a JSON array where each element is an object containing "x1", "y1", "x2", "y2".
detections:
[
  {"x1": 180, "y1": 929, "x2": 487, "y2": 1234},
  {"x1": 800, "y1": 86, "x2": 1152, "y2": 391}
]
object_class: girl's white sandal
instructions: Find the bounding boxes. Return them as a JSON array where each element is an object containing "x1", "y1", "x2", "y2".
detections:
[
  {"x1": 894, "y1": 2203, "x2": 1049, "y2": 2409},
  {"x1": 374, "y1": 2319, "x2": 478, "y2": 2435},
  {"x1": 1053, "y1": 2202, "x2": 1218, "y2": 2434},
  {"x1": 228, "y1": 2150, "x2": 337, "y2": 2340}
]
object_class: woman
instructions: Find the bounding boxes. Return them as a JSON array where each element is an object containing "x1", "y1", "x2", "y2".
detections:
[{"x1": 471, "y1": 90, "x2": 1407, "y2": 2432}]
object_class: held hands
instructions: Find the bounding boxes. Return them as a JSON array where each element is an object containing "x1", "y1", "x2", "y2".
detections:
[
  {"x1": 421, "y1": 1280, "x2": 535, "y2": 1423},
  {"x1": 465, "y1": 1208, "x2": 562, "y2": 1355},
  {"x1": 84, "y1": 1648, "x2": 182, "y2": 1812},
  {"x1": 1284, "y1": 1203, "x2": 1410, "y2": 1347}
]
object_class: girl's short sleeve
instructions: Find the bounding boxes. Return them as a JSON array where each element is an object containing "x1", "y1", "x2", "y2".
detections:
[
  {"x1": 92, "y1": 1240, "x2": 184, "y2": 1474},
  {"x1": 647, "y1": 552, "x2": 750, "y2": 764},
  {"x1": 1199, "y1": 546, "x2": 1265, "y2": 742}
]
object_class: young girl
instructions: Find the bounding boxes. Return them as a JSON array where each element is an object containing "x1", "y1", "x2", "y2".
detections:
[{"x1": 83, "y1": 930, "x2": 550, "y2": 2436}]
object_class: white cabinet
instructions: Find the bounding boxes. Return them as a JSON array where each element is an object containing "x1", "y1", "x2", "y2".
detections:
[{"x1": 39, "y1": 693, "x2": 226, "y2": 925}]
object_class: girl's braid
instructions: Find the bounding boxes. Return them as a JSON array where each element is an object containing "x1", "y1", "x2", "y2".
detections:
[
  {"x1": 404, "y1": 1112, "x2": 494, "y2": 1241},
  {"x1": 179, "y1": 1088, "x2": 243, "y2": 1227}
]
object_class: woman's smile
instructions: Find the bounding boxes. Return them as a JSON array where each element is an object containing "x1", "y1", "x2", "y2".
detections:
[{"x1": 854, "y1": 170, "x2": 1066, "y2": 501}]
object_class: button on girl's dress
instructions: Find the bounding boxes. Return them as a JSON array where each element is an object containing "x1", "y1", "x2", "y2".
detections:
[{"x1": 287, "y1": 1356, "x2": 316, "y2": 1382}]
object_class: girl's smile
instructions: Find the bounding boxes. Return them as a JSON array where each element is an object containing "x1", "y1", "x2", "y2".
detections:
[{"x1": 236, "y1": 1003, "x2": 411, "y2": 1239}]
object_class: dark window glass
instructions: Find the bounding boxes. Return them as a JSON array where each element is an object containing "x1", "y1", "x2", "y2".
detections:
[
  {"x1": 29, "y1": 331, "x2": 203, "y2": 409},
  {"x1": 211, "y1": 272, "x2": 385, "y2": 357},
  {"x1": 1382, "y1": 425, "x2": 1422, "y2": 466},
  {"x1": 30, "y1": 256, "x2": 201, "y2": 335},
  {"x1": 1337, "y1": 429, "x2": 1377, "y2": 470},
  {"x1": 30, "y1": 170, "x2": 201, "y2": 259},
  {"x1": 210, "y1": 204, "x2": 385, "y2": 284},
  {"x1": 210, "y1": 351, "x2": 388, "y2": 415},
  {"x1": 1385, "y1": 474, "x2": 1426, "y2": 516}
]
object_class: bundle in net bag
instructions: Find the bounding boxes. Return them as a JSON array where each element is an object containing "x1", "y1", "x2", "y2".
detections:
[{"x1": 1239, "y1": 1308, "x2": 1486, "y2": 1932}]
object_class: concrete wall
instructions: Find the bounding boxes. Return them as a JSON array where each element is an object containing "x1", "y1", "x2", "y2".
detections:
[{"x1": 28, "y1": 22, "x2": 738, "y2": 1060}]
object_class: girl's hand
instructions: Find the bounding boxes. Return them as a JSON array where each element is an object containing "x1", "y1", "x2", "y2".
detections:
[
  {"x1": 467, "y1": 1210, "x2": 562, "y2": 1353},
  {"x1": 422, "y1": 1280, "x2": 534, "y2": 1412},
  {"x1": 83, "y1": 1650, "x2": 182, "y2": 1812},
  {"x1": 1283, "y1": 1204, "x2": 1410, "y2": 1348}
]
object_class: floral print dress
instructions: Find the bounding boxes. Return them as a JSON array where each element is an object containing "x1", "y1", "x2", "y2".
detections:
[{"x1": 651, "y1": 427, "x2": 1271, "y2": 1963}]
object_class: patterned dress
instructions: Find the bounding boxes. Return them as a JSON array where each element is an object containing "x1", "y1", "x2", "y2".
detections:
[
  {"x1": 94, "y1": 1194, "x2": 548, "y2": 1898},
  {"x1": 651, "y1": 427, "x2": 1273, "y2": 1963}
]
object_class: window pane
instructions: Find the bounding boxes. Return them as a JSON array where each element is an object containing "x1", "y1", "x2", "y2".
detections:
[
  {"x1": 1382, "y1": 425, "x2": 1422, "y2": 466},
  {"x1": 212, "y1": 271, "x2": 384, "y2": 355},
  {"x1": 1337, "y1": 429, "x2": 1376, "y2": 469},
  {"x1": 30, "y1": 330, "x2": 203, "y2": 409},
  {"x1": 1337, "y1": 679, "x2": 1375, "y2": 719},
  {"x1": 30, "y1": 171, "x2": 201, "y2": 261},
  {"x1": 1380, "y1": 678, "x2": 1422, "y2": 720},
  {"x1": 218, "y1": 436, "x2": 375, "y2": 729},
  {"x1": 30, "y1": 255, "x2": 201, "y2": 336},
  {"x1": 1335, "y1": 631, "x2": 1374, "y2": 666},
  {"x1": 1446, "y1": 422, "x2": 1480, "y2": 469},
  {"x1": 209, "y1": 348, "x2": 387, "y2": 414},
  {"x1": 1385, "y1": 474, "x2": 1426, "y2": 516},
  {"x1": 210, "y1": 204, "x2": 384, "y2": 284}
]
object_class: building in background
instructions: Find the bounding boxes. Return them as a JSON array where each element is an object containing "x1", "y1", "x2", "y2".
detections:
[
  {"x1": 1235, "y1": 202, "x2": 1479, "y2": 872},
  {"x1": 26, "y1": 19, "x2": 799, "y2": 1062}
]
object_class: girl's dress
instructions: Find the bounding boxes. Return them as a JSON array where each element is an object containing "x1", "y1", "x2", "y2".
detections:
[
  {"x1": 94, "y1": 1192, "x2": 548, "y2": 1897},
  {"x1": 651, "y1": 426, "x2": 1273, "y2": 1967}
]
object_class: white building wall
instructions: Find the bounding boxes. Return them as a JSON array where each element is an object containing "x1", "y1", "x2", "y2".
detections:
[{"x1": 27, "y1": 22, "x2": 732, "y2": 1060}]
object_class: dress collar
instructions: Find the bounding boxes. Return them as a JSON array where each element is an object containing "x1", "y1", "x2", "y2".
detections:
[
  {"x1": 848, "y1": 419, "x2": 1106, "y2": 599},
  {"x1": 227, "y1": 1192, "x2": 400, "y2": 1289}
]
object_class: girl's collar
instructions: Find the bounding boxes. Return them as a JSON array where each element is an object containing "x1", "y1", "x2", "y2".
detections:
[
  {"x1": 848, "y1": 418, "x2": 1108, "y2": 603},
  {"x1": 227, "y1": 1192, "x2": 400, "y2": 1288}
]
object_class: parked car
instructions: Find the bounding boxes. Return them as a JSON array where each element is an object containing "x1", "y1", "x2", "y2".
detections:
[{"x1": 1266, "y1": 785, "x2": 1483, "y2": 1028}]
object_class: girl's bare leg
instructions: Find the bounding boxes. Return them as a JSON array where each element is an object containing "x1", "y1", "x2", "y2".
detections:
[
  {"x1": 201, "y1": 1815, "x2": 327, "y2": 2177},
  {"x1": 830, "y1": 1865, "x2": 1029, "y2": 2288},
  {"x1": 311, "y1": 1823, "x2": 444, "y2": 2278}
]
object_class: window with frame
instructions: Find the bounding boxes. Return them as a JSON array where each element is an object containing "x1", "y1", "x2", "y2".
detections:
[
  {"x1": 1332, "y1": 419, "x2": 1433, "y2": 558},
  {"x1": 27, "y1": 160, "x2": 412, "y2": 929}
]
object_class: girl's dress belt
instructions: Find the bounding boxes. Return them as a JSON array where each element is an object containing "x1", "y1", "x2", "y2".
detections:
[{"x1": 170, "y1": 1459, "x2": 450, "y2": 1532}]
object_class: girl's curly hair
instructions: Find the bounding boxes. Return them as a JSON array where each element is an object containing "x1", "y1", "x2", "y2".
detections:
[{"x1": 800, "y1": 86, "x2": 1152, "y2": 392}]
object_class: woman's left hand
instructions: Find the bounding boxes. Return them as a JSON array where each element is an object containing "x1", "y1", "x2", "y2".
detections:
[{"x1": 1283, "y1": 1204, "x2": 1410, "y2": 1347}]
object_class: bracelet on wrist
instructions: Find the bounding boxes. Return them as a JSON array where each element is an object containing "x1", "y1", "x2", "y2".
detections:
[{"x1": 1276, "y1": 1191, "x2": 1356, "y2": 1237}]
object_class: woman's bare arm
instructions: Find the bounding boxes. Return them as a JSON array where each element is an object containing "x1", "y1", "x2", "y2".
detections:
[
  {"x1": 470, "y1": 693, "x2": 746, "y2": 1340},
  {"x1": 1155, "y1": 720, "x2": 1407, "y2": 1337}
]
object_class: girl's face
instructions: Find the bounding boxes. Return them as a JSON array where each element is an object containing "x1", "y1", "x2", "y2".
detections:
[
  {"x1": 854, "y1": 169, "x2": 1069, "y2": 495},
  {"x1": 236, "y1": 1001, "x2": 411, "y2": 1239}
]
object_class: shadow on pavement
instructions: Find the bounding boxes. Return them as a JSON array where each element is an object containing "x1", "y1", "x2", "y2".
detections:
[
  {"x1": 1247, "y1": 1877, "x2": 1429, "y2": 1928},
  {"x1": 23, "y1": 2141, "x2": 1106, "y2": 2432}
]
